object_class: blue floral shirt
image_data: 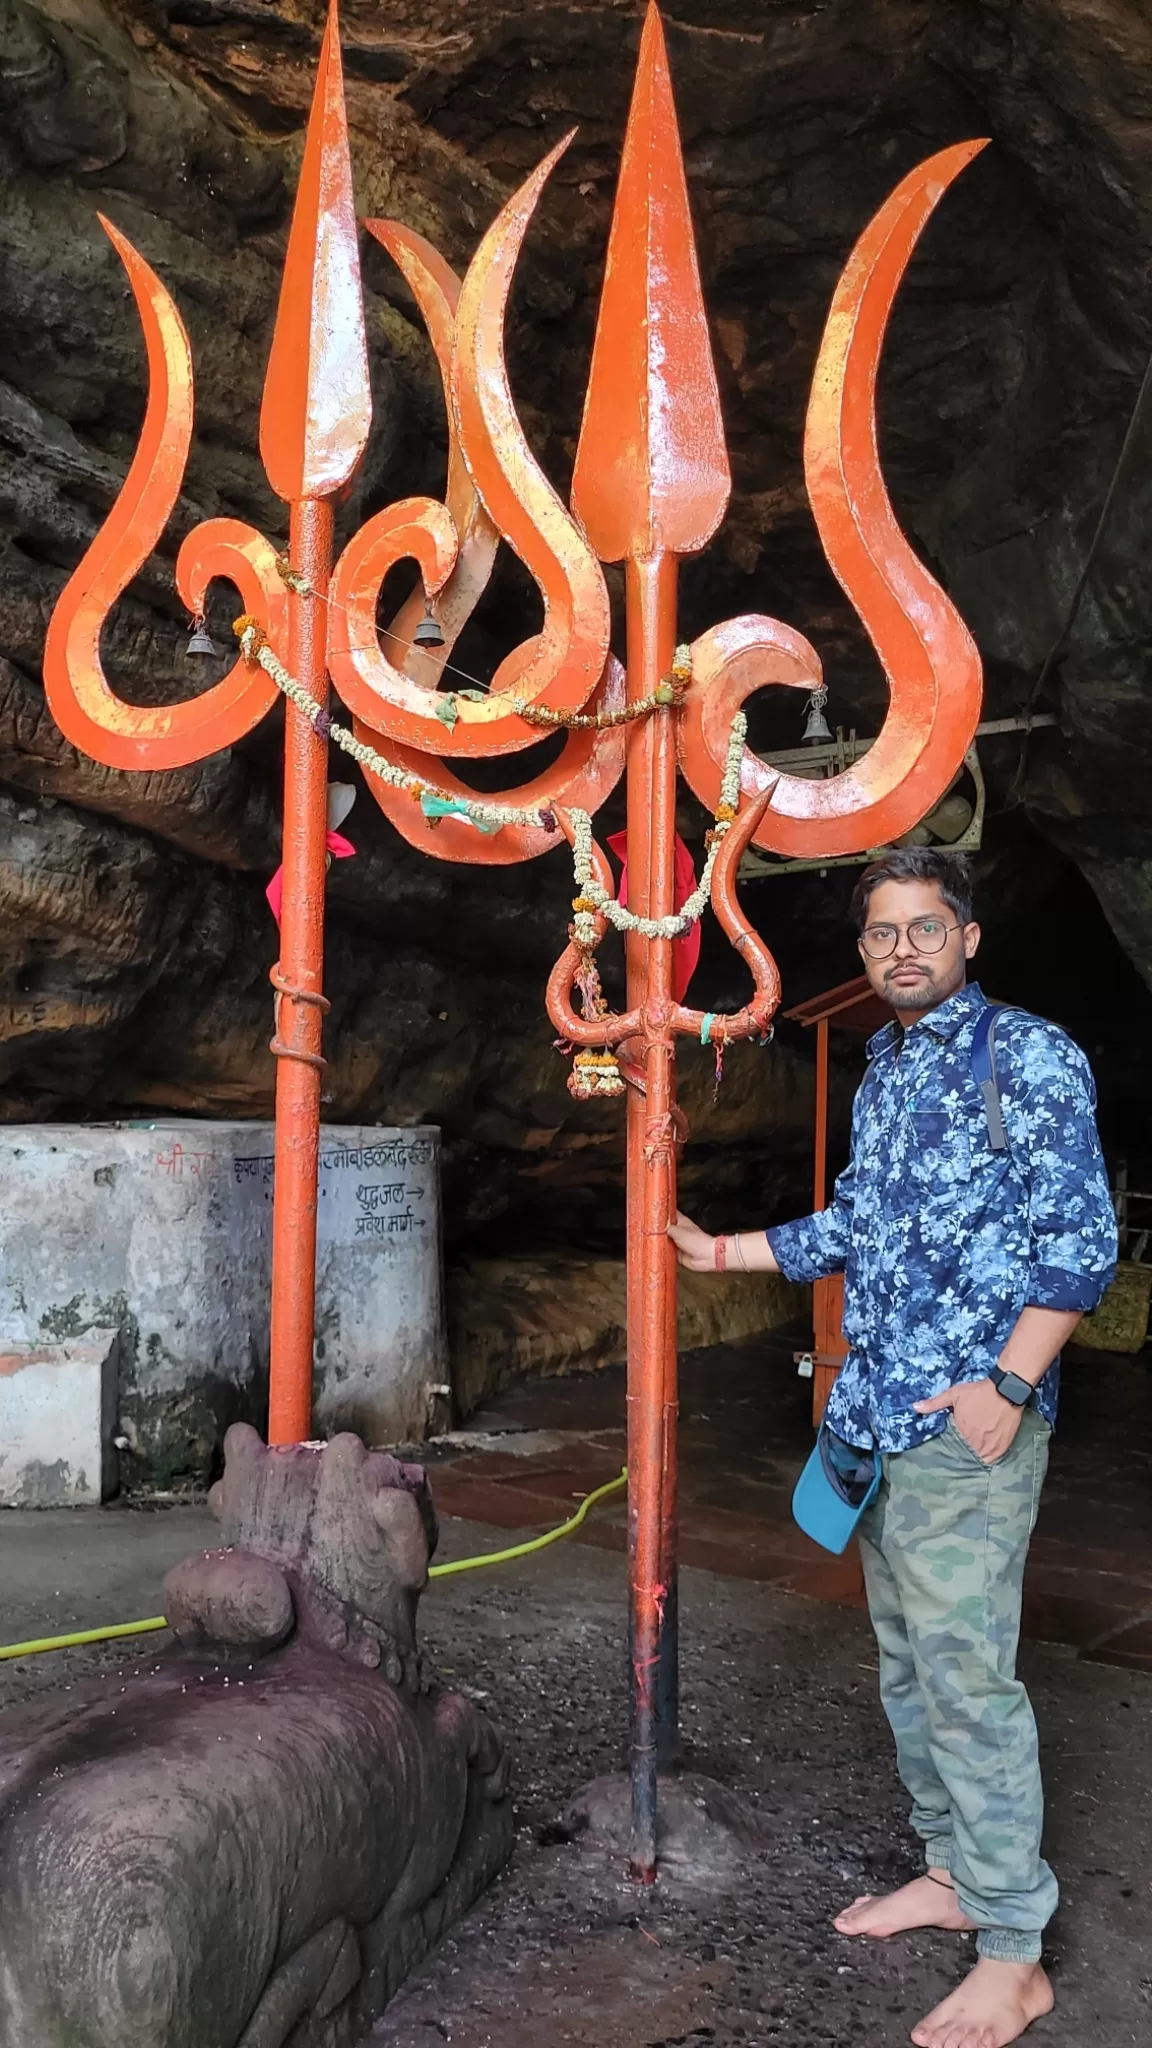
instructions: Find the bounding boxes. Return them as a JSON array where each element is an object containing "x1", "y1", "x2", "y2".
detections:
[{"x1": 767, "y1": 982, "x2": 1117, "y2": 1453}]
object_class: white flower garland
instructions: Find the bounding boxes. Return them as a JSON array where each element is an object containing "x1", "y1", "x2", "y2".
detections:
[
  {"x1": 569, "y1": 712, "x2": 746, "y2": 946},
  {"x1": 238, "y1": 622, "x2": 552, "y2": 830},
  {"x1": 236, "y1": 619, "x2": 746, "y2": 946}
]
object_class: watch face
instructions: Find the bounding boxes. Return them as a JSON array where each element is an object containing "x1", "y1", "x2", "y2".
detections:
[{"x1": 995, "y1": 1369, "x2": 1031, "y2": 1405}]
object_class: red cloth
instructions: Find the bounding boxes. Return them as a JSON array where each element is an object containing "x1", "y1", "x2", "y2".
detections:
[
  {"x1": 266, "y1": 830, "x2": 355, "y2": 927},
  {"x1": 607, "y1": 831, "x2": 700, "y2": 1002}
]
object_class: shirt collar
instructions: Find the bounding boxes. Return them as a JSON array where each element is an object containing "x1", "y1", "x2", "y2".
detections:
[{"x1": 865, "y1": 981, "x2": 986, "y2": 1061}]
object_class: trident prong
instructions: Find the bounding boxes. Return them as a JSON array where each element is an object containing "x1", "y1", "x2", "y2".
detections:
[
  {"x1": 260, "y1": 0, "x2": 370, "y2": 503},
  {"x1": 677, "y1": 140, "x2": 989, "y2": 856}
]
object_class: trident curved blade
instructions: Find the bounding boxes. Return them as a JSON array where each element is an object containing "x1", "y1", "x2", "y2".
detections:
[
  {"x1": 42, "y1": 220, "x2": 287, "y2": 769},
  {"x1": 354, "y1": 656, "x2": 628, "y2": 866},
  {"x1": 363, "y1": 223, "x2": 501, "y2": 683},
  {"x1": 260, "y1": 0, "x2": 370, "y2": 502},
  {"x1": 329, "y1": 139, "x2": 613, "y2": 754},
  {"x1": 677, "y1": 142, "x2": 988, "y2": 856},
  {"x1": 571, "y1": 2, "x2": 730, "y2": 562}
]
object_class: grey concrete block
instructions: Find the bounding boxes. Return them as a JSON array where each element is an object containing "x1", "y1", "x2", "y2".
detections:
[{"x1": 0, "y1": 1335, "x2": 118, "y2": 1505}]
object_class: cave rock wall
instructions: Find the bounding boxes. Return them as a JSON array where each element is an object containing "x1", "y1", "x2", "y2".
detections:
[{"x1": 2, "y1": 0, "x2": 1151, "y2": 1249}]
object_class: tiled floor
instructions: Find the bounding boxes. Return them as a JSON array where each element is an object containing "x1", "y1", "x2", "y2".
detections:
[{"x1": 428, "y1": 1331, "x2": 1152, "y2": 1671}]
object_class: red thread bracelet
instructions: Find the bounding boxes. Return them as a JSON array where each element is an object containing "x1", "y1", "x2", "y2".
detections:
[{"x1": 714, "y1": 1235, "x2": 728, "y2": 1272}]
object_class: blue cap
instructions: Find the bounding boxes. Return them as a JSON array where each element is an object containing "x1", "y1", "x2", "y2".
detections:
[{"x1": 792, "y1": 1429, "x2": 881, "y2": 1555}]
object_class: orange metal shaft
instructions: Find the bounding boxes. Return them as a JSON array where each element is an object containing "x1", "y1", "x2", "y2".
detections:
[
  {"x1": 267, "y1": 498, "x2": 333, "y2": 1445},
  {"x1": 814, "y1": 1015, "x2": 829, "y2": 1210},
  {"x1": 625, "y1": 553, "x2": 680, "y2": 1882}
]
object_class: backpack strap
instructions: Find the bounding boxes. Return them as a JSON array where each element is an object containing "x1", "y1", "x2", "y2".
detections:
[{"x1": 971, "y1": 1003, "x2": 1011, "y2": 1152}]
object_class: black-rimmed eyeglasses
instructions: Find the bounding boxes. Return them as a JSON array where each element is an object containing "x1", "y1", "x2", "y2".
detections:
[{"x1": 858, "y1": 917, "x2": 960, "y2": 961}]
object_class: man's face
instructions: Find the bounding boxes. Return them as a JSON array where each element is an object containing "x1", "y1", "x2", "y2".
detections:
[{"x1": 857, "y1": 878, "x2": 980, "y2": 1015}]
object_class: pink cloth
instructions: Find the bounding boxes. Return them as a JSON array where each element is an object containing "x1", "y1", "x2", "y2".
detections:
[
  {"x1": 266, "y1": 830, "x2": 355, "y2": 927},
  {"x1": 607, "y1": 831, "x2": 701, "y2": 1002}
]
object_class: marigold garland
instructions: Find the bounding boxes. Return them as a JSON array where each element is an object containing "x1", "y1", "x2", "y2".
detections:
[
  {"x1": 511, "y1": 644, "x2": 693, "y2": 730},
  {"x1": 234, "y1": 616, "x2": 556, "y2": 833},
  {"x1": 568, "y1": 1048, "x2": 626, "y2": 1099}
]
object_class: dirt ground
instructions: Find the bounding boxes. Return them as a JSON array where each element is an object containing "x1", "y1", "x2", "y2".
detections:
[
  {"x1": 368, "y1": 1524, "x2": 1151, "y2": 2048},
  {"x1": 2, "y1": 1505, "x2": 1149, "y2": 2047}
]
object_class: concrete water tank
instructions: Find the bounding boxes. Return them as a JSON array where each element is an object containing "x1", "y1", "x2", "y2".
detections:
[{"x1": 0, "y1": 1122, "x2": 446, "y2": 1496}]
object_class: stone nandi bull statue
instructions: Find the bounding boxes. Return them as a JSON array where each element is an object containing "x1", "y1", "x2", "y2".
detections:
[{"x1": 0, "y1": 1427, "x2": 512, "y2": 2047}]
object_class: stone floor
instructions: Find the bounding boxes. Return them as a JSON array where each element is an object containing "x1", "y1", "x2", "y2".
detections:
[
  {"x1": 2, "y1": 1497, "x2": 1150, "y2": 2047},
  {"x1": 1, "y1": 1335, "x2": 1149, "y2": 2046},
  {"x1": 427, "y1": 1330, "x2": 1152, "y2": 1673},
  {"x1": 368, "y1": 1535, "x2": 1151, "y2": 2048}
]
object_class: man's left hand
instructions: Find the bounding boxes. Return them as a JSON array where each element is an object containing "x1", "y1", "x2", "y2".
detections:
[{"x1": 914, "y1": 1377, "x2": 1026, "y2": 1465}]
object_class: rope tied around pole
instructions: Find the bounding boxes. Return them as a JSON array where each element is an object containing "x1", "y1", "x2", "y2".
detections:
[
  {"x1": 642, "y1": 1112, "x2": 681, "y2": 1167},
  {"x1": 269, "y1": 963, "x2": 331, "y2": 1071},
  {"x1": 274, "y1": 551, "x2": 318, "y2": 599}
]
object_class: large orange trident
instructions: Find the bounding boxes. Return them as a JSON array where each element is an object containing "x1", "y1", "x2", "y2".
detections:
[{"x1": 44, "y1": 2, "x2": 984, "y2": 1877}]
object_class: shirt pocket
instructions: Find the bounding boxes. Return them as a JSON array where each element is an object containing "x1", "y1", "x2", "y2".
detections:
[{"x1": 906, "y1": 1110, "x2": 972, "y2": 1195}]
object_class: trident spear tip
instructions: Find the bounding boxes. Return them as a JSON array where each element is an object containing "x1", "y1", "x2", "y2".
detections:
[
  {"x1": 571, "y1": 1, "x2": 730, "y2": 565},
  {"x1": 260, "y1": 0, "x2": 371, "y2": 505}
]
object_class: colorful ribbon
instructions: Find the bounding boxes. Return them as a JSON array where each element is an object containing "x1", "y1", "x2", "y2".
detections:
[
  {"x1": 419, "y1": 793, "x2": 500, "y2": 833},
  {"x1": 266, "y1": 829, "x2": 355, "y2": 927}
]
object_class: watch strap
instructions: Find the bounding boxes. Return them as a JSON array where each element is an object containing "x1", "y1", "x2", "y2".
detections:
[{"x1": 989, "y1": 1365, "x2": 1032, "y2": 1407}]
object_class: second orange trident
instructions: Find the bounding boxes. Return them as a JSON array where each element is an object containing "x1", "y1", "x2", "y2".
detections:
[{"x1": 43, "y1": 2, "x2": 985, "y2": 1877}]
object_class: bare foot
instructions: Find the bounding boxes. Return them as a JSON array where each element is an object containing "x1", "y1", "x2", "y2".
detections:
[
  {"x1": 834, "y1": 1869, "x2": 975, "y2": 1939},
  {"x1": 910, "y1": 1958, "x2": 1054, "y2": 2048}
]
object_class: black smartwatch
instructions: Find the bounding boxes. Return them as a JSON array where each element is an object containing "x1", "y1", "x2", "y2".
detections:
[{"x1": 989, "y1": 1365, "x2": 1033, "y2": 1407}]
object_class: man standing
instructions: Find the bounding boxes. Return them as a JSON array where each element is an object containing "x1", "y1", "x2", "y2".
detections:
[{"x1": 669, "y1": 848, "x2": 1116, "y2": 2048}]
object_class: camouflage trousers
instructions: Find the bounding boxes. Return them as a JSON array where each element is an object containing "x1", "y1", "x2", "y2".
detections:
[{"x1": 857, "y1": 1407, "x2": 1056, "y2": 1963}]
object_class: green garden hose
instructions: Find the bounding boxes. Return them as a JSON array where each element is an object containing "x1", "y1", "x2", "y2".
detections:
[{"x1": 0, "y1": 1468, "x2": 627, "y2": 1661}]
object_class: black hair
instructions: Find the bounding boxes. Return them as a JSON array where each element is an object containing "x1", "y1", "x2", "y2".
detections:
[{"x1": 850, "y1": 847, "x2": 974, "y2": 932}]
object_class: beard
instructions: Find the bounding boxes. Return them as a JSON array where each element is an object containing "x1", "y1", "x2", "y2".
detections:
[
  {"x1": 884, "y1": 975, "x2": 939, "y2": 1009},
  {"x1": 882, "y1": 956, "x2": 966, "y2": 1010}
]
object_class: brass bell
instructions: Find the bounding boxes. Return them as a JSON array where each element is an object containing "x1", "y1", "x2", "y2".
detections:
[
  {"x1": 186, "y1": 620, "x2": 220, "y2": 658},
  {"x1": 801, "y1": 688, "x2": 833, "y2": 745},
  {"x1": 412, "y1": 603, "x2": 445, "y2": 650}
]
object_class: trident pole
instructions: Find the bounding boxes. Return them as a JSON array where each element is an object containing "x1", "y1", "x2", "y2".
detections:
[
  {"x1": 267, "y1": 500, "x2": 334, "y2": 1445},
  {"x1": 570, "y1": 6, "x2": 733, "y2": 1878},
  {"x1": 257, "y1": 2, "x2": 371, "y2": 1445},
  {"x1": 624, "y1": 554, "x2": 681, "y2": 1875},
  {"x1": 35, "y1": 3, "x2": 373, "y2": 1449}
]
